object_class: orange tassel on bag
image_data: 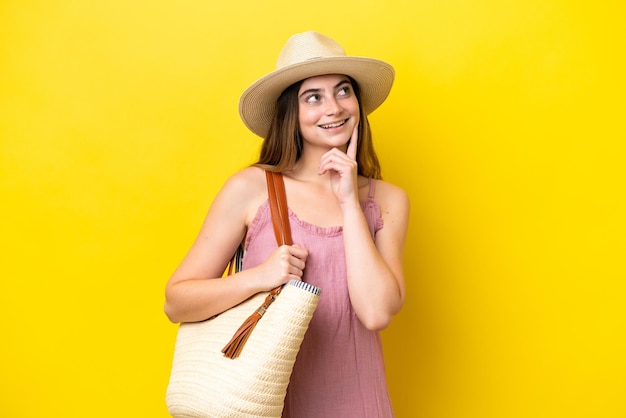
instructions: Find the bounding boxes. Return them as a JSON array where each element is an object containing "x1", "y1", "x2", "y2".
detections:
[{"x1": 221, "y1": 287, "x2": 282, "y2": 358}]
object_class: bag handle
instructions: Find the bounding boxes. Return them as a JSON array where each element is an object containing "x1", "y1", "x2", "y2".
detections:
[
  {"x1": 221, "y1": 170, "x2": 292, "y2": 359},
  {"x1": 266, "y1": 170, "x2": 292, "y2": 246}
]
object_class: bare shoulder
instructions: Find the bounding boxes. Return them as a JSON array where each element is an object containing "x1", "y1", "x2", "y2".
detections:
[
  {"x1": 222, "y1": 166, "x2": 266, "y2": 196},
  {"x1": 372, "y1": 179, "x2": 410, "y2": 244},
  {"x1": 219, "y1": 166, "x2": 268, "y2": 226},
  {"x1": 374, "y1": 179, "x2": 410, "y2": 214}
]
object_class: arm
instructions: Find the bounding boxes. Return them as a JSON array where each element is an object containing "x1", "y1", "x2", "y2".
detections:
[
  {"x1": 318, "y1": 126, "x2": 409, "y2": 330},
  {"x1": 341, "y1": 181, "x2": 409, "y2": 330},
  {"x1": 164, "y1": 167, "x2": 308, "y2": 323}
]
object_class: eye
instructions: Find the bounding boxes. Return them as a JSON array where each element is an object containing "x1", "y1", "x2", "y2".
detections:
[
  {"x1": 337, "y1": 85, "x2": 351, "y2": 97},
  {"x1": 305, "y1": 93, "x2": 321, "y2": 104}
]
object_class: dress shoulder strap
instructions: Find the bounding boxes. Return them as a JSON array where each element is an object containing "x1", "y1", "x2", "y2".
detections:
[{"x1": 368, "y1": 178, "x2": 376, "y2": 199}]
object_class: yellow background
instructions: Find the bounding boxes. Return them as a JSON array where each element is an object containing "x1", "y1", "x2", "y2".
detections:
[{"x1": 1, "y1": 1, "x2": 624, "y2": 417}]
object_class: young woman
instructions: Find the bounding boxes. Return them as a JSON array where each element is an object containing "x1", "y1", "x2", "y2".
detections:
[{"x1": 165, "y1": 31, "x2": 409, "y2": 418}]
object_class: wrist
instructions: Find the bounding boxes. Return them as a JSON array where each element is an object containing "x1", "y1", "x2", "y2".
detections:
[{"x1": 340, "y1": 198, "x2": 362, "y2": 214}]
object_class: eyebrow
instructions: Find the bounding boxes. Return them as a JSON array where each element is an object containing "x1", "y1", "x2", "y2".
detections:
[{"x1": 298, "y1": 79, "x2": 352, "y2": 99}]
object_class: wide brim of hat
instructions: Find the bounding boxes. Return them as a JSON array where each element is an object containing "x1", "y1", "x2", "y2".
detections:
[{"x1": 239, "y1": 56, "x2": 395, "y2": 138}]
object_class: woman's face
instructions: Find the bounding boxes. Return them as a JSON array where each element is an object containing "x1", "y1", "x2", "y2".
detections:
[{"x1": 297, "y1": 74, "x2": 360, "y2": 150}]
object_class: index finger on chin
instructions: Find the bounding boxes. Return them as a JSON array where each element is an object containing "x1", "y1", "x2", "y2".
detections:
[{"x1": 347, "y1": 124, "x2": 358, "y2": 160}]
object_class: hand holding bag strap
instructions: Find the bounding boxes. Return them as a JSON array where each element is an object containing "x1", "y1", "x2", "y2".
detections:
[{"x1": 221, "y1": 170, "x2": 291, "y2": 359}]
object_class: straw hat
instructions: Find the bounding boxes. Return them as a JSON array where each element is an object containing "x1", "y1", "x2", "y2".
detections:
[{"x1": 239, "y1": 31, "x2": 395, "y2": 138}]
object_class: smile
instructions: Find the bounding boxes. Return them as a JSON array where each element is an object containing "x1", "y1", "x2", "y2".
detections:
[{"x1": 319, "y1": 119, "x2": 348, "y2": 129}]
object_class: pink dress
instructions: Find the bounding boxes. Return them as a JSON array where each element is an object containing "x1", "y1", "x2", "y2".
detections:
[{"x1": 242, "y1": 179, "x2": 394, "y2": 418}]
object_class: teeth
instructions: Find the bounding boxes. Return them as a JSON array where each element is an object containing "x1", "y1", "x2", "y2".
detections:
[{"x1": 320, "y1": 120, "x2": 346, "y2": 129}]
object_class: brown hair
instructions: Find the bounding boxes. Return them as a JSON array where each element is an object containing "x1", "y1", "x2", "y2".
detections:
[{"x1": 254, "y1": 77, "x2": 382, "y2": 179}]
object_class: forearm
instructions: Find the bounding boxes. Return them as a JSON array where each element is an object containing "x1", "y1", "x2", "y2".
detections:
[
  {"x1": 165, "y1": 243, "x2": 309, "y2": 323},
  {"x1": 164, "y1": 268, "x2": 265, "y2": 323},
  {"x1": 342, "y1": 203, "x2": 404, "y2": 330}
]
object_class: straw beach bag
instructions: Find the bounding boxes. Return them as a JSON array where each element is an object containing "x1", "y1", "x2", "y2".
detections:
[{"x1": 166, "y1": 171, "x2": 321, "y2": 418}]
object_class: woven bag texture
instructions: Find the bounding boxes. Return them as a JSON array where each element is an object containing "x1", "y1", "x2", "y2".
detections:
[{"x1": 166, "y1": 280, "x2": 320, "y2": 418}]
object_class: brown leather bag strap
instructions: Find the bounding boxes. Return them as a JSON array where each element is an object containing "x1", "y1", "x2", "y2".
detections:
[
  {"x1": 266, "y1": 170, "x2": 292, "y2": 246},
  {"x1": 221, "y1": 170, "x2": 292, "y2": 359}
]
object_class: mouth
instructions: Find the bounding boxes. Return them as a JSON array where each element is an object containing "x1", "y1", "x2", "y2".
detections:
[{"x1": 319, "y1": 119, "x2": 349, "y2": 129}]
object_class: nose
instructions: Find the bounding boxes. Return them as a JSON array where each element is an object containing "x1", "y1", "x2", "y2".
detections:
[{"x1": 324, "y1": 96, "x2": 342, "y2": 115}]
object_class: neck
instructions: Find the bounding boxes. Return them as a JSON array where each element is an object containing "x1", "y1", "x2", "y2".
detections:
[{"x1": 286, "y1": 147, "x2": 330, "y2": 183}]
